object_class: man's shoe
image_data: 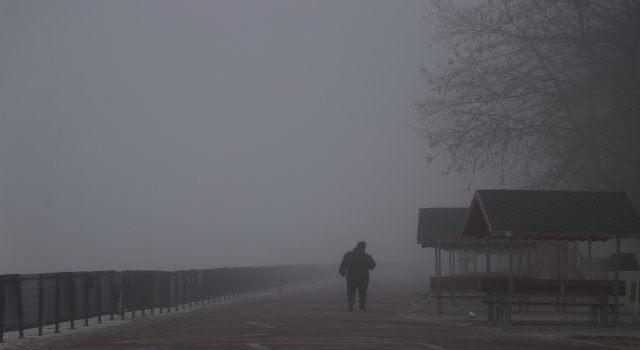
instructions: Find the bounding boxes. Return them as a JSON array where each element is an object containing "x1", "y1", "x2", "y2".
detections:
[
  {"x1": 348, "y1": 301, "x2": 355, "y2": 311},
  {"x1": 358, "y1": 308, "x2": 366, "y2": 312}
]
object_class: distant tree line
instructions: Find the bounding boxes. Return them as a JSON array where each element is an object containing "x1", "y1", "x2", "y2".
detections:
[{"x1": 416, "y1": 0, "x2": 640, "y2": 199}]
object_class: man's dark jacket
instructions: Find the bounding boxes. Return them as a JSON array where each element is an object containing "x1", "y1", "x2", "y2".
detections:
[{"x1": 338, "y1": 247, "x2": 376, "y2": 280}]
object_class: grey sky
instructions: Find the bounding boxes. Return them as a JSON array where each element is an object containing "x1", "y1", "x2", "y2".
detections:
[{"x1": 1, "y1": 1, "x2": 497, "y2": 274}]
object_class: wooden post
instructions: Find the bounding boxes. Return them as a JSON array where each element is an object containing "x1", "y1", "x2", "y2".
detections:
[
  {"x1": 486, "y1": 230, "x2": 490, "y2": 276},
  {"x1": 507, "y1": 234, "x2": 513, "y2": 324},
  {"x1": 517, "y1": 244, "x2": 523, "y2": 314},
  {"x1": 614, "y1": 238, "x2": 620, "y2": 325},
  {"x1": 635, "y1": 280, "x2": 639, "y2": 317},
  {"x1": 485, "y1": 229, "x2": 492, "y2": 321},
  {"x1": 473, "y1": 250, "x2": 477, "y2": 274},
  {"x1": 587, "y1": 239, "x2": 592, "y2": 279},
  {"x1": 531, "y1": 247, "x2": 540, "y2": 278},
  {"x1": 526, "y1": 248, "x2": 531, "y2": 312},
  {"x1": 448, "y1": 250, "x2": 452, "y2": 276},
  {"x1": 38, "y1": 274, "x2": 44, "y2": 335},
  {"x1": 555, "y1": 241, "x2": 561, "y2": 312},
  {"x1": 563, "y1": 241, "x2": 568, "y2": 313},
  {"x1": 436, "y1": 244, "x2": 442, "y2": 314}
]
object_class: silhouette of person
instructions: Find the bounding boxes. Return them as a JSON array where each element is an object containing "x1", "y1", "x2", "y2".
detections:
[{"x1": 338, "y1": 241, "x2": 376, "y2": 311}]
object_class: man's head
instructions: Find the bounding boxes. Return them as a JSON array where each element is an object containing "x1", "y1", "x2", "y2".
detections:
[{"x1": 356, "y1": 241, "x2": 366, "y2": 250}]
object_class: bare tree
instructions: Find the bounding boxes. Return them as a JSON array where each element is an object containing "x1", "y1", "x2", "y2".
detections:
[{"x1": 416, "y1": 0, "x2": 640, "y2": 197}]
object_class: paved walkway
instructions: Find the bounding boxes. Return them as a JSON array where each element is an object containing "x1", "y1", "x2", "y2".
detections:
[{"x1": 8, "y1": 276, "x2": 640, "y2": 350}]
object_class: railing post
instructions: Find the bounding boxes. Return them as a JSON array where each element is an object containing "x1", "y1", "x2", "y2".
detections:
[
  {"x1": 155, "y1": 271, "x2": 164, "y2": 315},
  {"x1": 110, "y1": 270, "x2": 115, "y2": 321},
  {"x1": 140, "y1": 275, "x2": 145, "y2": 317},
  {"x1": 150, "y1": 273, "x2": 155, "y2": 315},
  {"x1": 121, "y1": 271, "x2": 127, "y2": 320},
  {"x1": 55, "y1": 274, "x2": 60, "y2": 333},
  {"x1": 38, "y1": 274, "x2": 44, "y2": 335},
  {"x1": 188, "y1": 271, "x2": 192, "y2": 308},
  {"x1": 167, "y1": 273, "x2": 171, "y2": 314},
  {"x1": 69, "y1": 274, "x2": 76, "y2": 329},
  {"x1": 15, "y1": 275, "x2": 24, "y2": 338},
  {"x1": 182, "y1": 271, "x2": 186, "y2": 309},
  {"x1": 96, "y1": 272, "x2": 102, "y2": 323},
  {"x1": 84, "y1": 272, "x2": 90, "y2": 326},
  {"x1": 131, "y1": 272, "x2": 136, "y2": 318}
]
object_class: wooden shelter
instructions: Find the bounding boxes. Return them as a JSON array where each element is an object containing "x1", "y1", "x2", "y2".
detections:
[
  {"x1": 417, "y1": 207, "x2": 542, "y2": 313},
  {"x1": 460, "y1": 190, "x2": 640, "y2": 324}
]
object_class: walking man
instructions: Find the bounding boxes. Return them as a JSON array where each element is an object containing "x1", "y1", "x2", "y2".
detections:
[{"x1": 339, "y1": 241, "x2": 376, "y2": 311}]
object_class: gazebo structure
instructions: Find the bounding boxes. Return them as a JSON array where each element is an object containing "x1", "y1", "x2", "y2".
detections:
[
  {"x1": 460, "y1": 190, "x2": 640, "y2": 324},
  {"x1": 418, "y1": 207, "x2": 542, "y2": 313}
]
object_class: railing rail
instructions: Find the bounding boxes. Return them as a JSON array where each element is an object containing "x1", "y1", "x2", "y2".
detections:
[{"x1": 0, "y1": 264, "x2": 335, "y2": 341}]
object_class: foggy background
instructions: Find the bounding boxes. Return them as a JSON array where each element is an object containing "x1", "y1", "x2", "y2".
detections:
[{"x1": 0, "y1": 1, "x2": 501, "y2": 274}]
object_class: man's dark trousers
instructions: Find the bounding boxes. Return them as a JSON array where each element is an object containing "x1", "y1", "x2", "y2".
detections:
[{"x1": 347, "y1": 278, "x2": 369, "y2": 308}]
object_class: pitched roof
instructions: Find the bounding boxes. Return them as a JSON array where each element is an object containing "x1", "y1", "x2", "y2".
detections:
[
  {"x1": 417, "y1": 207, "x2": 544, "y2": 250},
  {"x1": 461, "y1": 190, "x2": 640, "y2": 240},
  {"x1": 417, "y1": 208, "x2": 469, "y2": 241}
]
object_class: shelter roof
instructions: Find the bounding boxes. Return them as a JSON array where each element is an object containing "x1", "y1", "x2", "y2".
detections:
[
  {"x1": 461, "y1": 190, "x2": 640, "y2": 240},
  {"x1": 417, "y1": 207, "x2": 540, "y2": 249},
  {"x1": 417, "y1": 207, "x2": 468, "y2": 242}
]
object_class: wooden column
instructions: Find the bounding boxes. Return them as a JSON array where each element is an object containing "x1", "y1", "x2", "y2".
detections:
[
  {"x1": 436, "y1": 244, "x2": 442, "y2": 314},
  {"x1": 507, "y1": 234, "x2": 513, "y2": 324},
  {"x1": 587, "y1": 239, "x2": 592, "y2": 279},
  {"x1": 614, "y1": 238, "x2": 620, "y2": 325}
]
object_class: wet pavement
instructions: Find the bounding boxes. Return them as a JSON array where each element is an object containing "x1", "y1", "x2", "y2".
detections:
[{"x1": 9, "y1": 276, "x2": 632, "y2": 350}]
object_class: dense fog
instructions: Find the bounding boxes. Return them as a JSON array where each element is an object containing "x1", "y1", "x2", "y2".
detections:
[{"x1": 1, "y1": 1, "x2": 505, "y2": 274}]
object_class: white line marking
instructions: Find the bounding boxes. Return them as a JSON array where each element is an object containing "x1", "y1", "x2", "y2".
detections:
[
  {"x1": 246, "y1": 321, "x2": 275, "y2": 329},
  {"x1": 246, "y1": 343, "x2": 271, "y2": 349}
]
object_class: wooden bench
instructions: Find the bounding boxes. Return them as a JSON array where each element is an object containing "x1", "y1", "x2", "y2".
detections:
[
  {"x1": 430, "y1": 276, "x2": 480, "y2": 291},
  {"x1": 478, "y1": 278, "x2": 626, "y2": 325},
  {"x1": 479, "y1": 278, "x2": 626, "y2": 296},
  {"x1": 429, "y1": 276, "x2": 486, "y2": 308}
]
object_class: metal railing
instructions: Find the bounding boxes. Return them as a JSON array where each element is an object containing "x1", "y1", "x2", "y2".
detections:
[{"x1": 0, "y1": 264, "x2": 334, "y2": 341}]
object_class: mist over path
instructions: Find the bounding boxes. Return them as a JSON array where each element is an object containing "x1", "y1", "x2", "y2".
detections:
[{"x1": 30, "y1": 277, "x2": 600, "y2": 350}]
